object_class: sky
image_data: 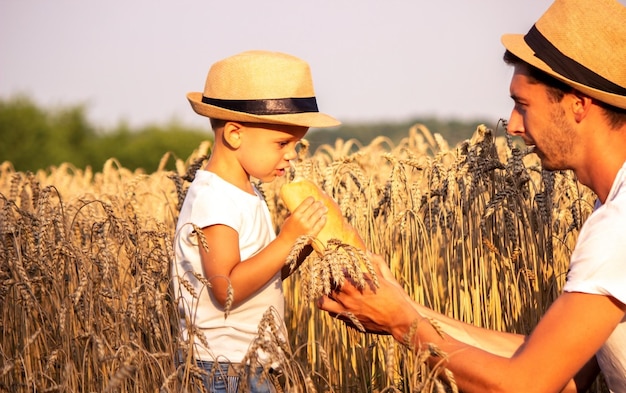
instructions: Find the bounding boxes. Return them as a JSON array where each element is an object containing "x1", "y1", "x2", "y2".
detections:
[{"x1": 1, "y1": 1, "x2": 578, "y2": 131}]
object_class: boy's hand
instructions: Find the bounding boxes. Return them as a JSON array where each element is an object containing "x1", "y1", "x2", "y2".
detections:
[{"x1": 279, "y1": 196, "x2": 327, "y2": 243}]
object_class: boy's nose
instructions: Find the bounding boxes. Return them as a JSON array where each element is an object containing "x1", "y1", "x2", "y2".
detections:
[{"x1": 284, "y1": 148, "x2": 298, "y2": 161}]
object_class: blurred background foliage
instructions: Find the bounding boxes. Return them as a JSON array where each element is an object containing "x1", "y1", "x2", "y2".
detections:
[{"x1": 0, "y1": 95, "x2": 493, "y2": 173}]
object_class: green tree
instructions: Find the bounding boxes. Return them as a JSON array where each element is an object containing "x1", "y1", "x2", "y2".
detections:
[
  {"x1": 0, "y1": 96, "x2": 98, "y2": 171},
  {"x1": 91, "y1": 123, "x2": 210, "y2": 172},
  {"x1": 0, "y1": 96, "x2": 211, "y2": 172}
]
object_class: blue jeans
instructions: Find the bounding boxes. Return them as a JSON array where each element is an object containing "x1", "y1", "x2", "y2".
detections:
[{"x1": 196, "y1": 361, "x2": 276, "y2": 393}]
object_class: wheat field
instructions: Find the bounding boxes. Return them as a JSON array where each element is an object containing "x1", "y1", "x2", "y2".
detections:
[{"x1": 0, "y1": 124, "x2": 606, "y2": 392}]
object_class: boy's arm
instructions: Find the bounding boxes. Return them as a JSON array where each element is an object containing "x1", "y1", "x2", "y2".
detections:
[{"x1": 200, "y1": 197, "x2": 326, "y2": 308}]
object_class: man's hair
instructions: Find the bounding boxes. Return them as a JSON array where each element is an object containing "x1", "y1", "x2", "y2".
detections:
[
  {"x1": 503, "y1": 50, "x2": 626, "y2": 129},
  {"x1": 597, "y1": 100, "x2": 626, "y2": 130},
  {"x1": 503, "y1": 50, "x2": 572, "y2": 102}
]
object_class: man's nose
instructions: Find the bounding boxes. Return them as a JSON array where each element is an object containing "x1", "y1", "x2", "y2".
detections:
[{"x1": 506, "y1": 109, "x2": 524, "y2": 136}]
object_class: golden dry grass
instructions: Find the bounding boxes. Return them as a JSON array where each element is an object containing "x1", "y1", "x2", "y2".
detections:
[{"x1": 0, "y1": 124, "x2": 605, "y2": 392}]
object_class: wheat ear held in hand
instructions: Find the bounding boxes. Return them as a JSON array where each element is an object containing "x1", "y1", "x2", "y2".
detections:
[
  {"x1": 280, "y1": 177, "x2": 378, "y2": 307},
  {"x1": 279, "y1": 178, "x2": 366, "y2": 253}
]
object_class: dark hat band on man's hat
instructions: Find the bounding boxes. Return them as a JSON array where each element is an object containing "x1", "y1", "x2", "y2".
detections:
[
  {"x1": 501, "y1": 0, "x2": 626, "y2": 109},
  {"x1": 523, "y1": 25, "x2": 626, "y2": 97}
]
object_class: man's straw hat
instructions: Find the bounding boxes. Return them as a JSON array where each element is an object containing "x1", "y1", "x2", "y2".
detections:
[
  {"x1": 187, "y1": 50, "x2": 340, "y2": 128},
  {"x1": 501, "y1": 0, "x2": 626, "y2": 109}
]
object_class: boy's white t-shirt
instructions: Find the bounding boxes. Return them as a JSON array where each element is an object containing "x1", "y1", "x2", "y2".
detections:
[
  {"x1": 563, "y1": 161, "x2": 626, "y2": 392},
  {"x1": 172, "y1": 170, "x2": 284, "y2": 363}
]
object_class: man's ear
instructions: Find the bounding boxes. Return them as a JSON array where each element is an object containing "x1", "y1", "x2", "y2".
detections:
[
  {"x1": 223, "y1": 121, "x2": 243, "y2": 149},
  {"x1": 570, "y1": 91, "x2": 593, "y2": 123}
]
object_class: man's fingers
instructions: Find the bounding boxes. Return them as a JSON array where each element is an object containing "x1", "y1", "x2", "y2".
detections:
[{"x1": 317, "y1": 295, "x2": 344, "y2": 314}]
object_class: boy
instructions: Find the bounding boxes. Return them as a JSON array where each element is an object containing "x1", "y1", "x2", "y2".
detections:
[{"x1": 172, "y1": 50, "x2": 340, "y2": 392}]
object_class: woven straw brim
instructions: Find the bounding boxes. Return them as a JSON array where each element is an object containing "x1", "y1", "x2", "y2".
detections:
[
  {"x1": 187, "y1": 92, "x2": 341, "y2": 128},
  {"x1": 502, "y1": 33, "x2": 626, "y2": 110}
]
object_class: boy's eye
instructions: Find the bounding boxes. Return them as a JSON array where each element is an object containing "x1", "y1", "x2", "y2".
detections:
[{"x1": 279, "y1": 139, "x2": 300, "y2": 148}]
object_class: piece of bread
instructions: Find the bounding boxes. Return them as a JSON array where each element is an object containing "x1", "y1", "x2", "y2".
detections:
[{"x1": 279, "y1": 178, "x2": 366, "y2": 253}]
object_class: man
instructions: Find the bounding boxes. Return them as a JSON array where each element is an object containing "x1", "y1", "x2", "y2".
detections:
[{"x1": 318, "y1": 0, "x2": 626, "y2": 391}]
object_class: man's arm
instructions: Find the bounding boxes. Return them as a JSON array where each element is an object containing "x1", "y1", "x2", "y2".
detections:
[{"x1": 318, "y1": 255, "x2": 616, "y2": 392}]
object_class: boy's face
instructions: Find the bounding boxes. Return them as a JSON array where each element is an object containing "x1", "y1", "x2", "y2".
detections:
[{"x1": 235, "y1": 122, "x2": 308, "y2": 183}]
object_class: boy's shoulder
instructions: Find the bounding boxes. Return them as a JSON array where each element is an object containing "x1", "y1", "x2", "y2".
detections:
[{"x1": 188, "y1": 171, "x2": 252, "y2": 200}]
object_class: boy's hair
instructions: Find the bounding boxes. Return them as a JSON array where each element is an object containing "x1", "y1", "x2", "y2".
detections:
[
  {"x1": 210, "y1": 118, "x2": 227, "y2": 131},
  {"x1": 503, "y1": 50, "x2": 626, "y2": 129}
]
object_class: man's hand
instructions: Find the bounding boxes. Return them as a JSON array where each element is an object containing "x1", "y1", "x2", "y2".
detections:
[{"x1": 317, "y1": 253, "x2": 421, "y2": 339}]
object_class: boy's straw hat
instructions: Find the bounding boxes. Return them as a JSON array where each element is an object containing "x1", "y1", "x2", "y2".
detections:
[
  {"x1": 187, "y1": 50, "x2": 341, "y2": 128},
  {"x1": 501, "y1": 0, "x2": 626, "y2": 109}
]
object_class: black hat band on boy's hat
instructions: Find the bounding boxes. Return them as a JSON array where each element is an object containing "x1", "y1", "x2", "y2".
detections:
[{"x1": 200, "y1": 96, "x2": 319, "y2": 116}]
